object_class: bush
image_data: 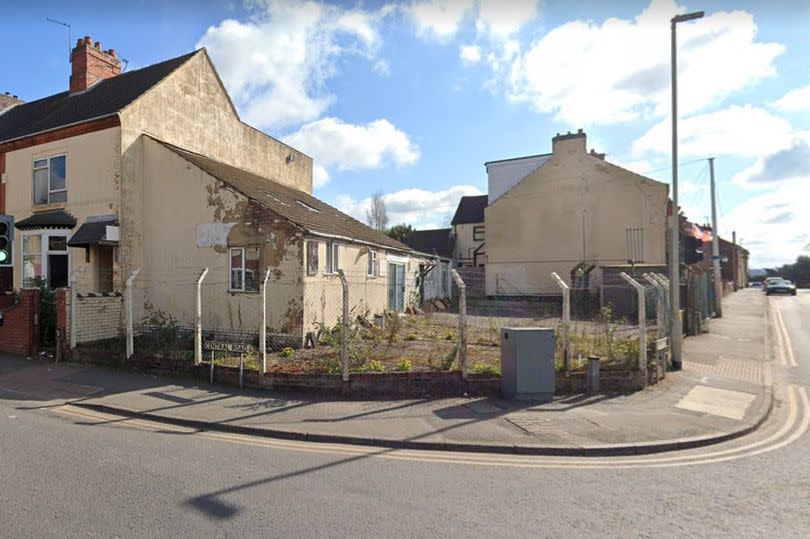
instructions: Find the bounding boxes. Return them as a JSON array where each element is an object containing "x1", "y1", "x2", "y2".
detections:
[
  {"x1": 280, "y1": 347, "x2": 295, "y2": 359},
  {"x1": 361, "y1": 359, "x2": 386, "y2": 373}
]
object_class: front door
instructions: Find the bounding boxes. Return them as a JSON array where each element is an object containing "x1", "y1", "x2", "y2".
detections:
[{"x1": 387, "y1": 262, "x2": 405, "y2": 313}]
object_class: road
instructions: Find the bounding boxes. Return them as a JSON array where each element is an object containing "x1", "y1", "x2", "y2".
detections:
[{"x1": 1, "y1": 291, "x2": 809, "y2": 538}]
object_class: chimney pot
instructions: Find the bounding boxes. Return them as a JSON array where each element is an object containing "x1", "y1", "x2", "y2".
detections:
[
  {"x1": 83, "y1": 36, "x2": 92, "y2": 45},
  {"x1": 107, "y1": 49, "x2": 116, "y2": 57},
  {"x1": 95, "y1": 41, "x2": 101, "y2": 50},
  {"x1": 577, "y1": 128, "x2": 583, "y2": 134},
  {"x1": 76, "y1": 38, "x2": 83, "y2": 47}
]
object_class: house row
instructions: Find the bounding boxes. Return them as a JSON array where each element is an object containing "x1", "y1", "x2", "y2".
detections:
[{"x1": 0, "y1": 38, "x2": 450, "y2": 347}]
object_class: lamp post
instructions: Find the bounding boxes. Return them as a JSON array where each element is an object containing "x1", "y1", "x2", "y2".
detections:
[{"x1": 670, "y1": 10, "x2": 704, "y2": 370}]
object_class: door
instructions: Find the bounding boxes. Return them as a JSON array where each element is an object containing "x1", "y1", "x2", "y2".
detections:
[{"x1": 387, "y1": 262, "x2": 405, "y2": 313}]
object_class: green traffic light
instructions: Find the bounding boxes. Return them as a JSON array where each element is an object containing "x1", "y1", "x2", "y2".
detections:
[{"x1": 0, "y1": 250, "x2": 8, "y2": 264}]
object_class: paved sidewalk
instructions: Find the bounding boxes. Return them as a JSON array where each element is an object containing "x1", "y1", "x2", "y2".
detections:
[{"x1": 0, "y1": 290, "x2": 772, "y2": 456}]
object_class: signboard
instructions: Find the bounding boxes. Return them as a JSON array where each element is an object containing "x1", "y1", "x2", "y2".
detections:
[
  {"x1": 203, "y1": 341, "x2": 253, "y2": 354},
  {"x1": 656, "y1": 337, "x2": 669, "y2": 351}
]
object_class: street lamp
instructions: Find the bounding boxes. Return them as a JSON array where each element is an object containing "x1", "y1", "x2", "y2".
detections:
[{"x1": 670, "y1": 10, "x2": 704, "y2": 371}]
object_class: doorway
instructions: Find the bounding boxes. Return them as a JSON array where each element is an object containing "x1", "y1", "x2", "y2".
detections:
[{"x1": 387, "y1": 262, "x2": 405, "y2": 313}]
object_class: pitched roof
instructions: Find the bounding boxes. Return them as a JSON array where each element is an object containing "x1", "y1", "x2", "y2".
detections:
[
  {"x1": 404, "y1": 228, "x2": 453, "y2": 259},
  {"x1": 0, "y1": 51, "x2": 198, "y2": 143},
  {"x1": 155, "y1": 139, "x2": 414, "y2": 253},
  {"x1": 451, "y1": 195, "x2": 487, "y2": 225}
]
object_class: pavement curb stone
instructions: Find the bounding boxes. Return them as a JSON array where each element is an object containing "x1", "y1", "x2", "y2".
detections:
[{"x1": 72, "y1": 382, "x2": 773, "y2": 457}]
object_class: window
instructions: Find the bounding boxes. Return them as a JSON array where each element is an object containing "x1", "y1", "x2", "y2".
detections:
[
  {"x1": 325, "y1": 241, "x2": 339, "y2": 274},
  {"x1": 367, "y1": 250, "x2": 378, "y2": 277},
  {"x1": 21, "y1": 231, "x2": 69, "y2": 288},
  {"x1": 230, "y1": 246, "x2": 260, "y2": 292},
  {"x1": 306, "y1": 241, "x2": 319, "y2": 276},
  {"x1": 33, "y1": 155, "x2": 67, "y2": 205},
  {"x1": 473, "y1": 225, "x2": 485, "y2": 242}
]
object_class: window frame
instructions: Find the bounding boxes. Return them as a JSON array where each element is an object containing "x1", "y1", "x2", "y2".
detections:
[
  {"x1": 473, "y1": 225, "x2": 485, "y2": 242},
  {"x1": 20, "y1": 228, "x2": 71, "y2": 288},
  {"x1": 367, "y1": 250, "x2": 378, "y2": 278},
  {"x1": 325, "y1": 241, "x2": 340, "y2": 274},
  {"x1": 229, "y1": 246, "x2": 261, "y2": 293},
  {"x1": 306, "y1": 240, "x2": 319, "y2": 276},
  {"x1": 33, "y1": 154, "x2": 67, "y2": 206}
]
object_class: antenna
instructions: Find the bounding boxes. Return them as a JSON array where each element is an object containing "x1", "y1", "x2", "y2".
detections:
[{"x1": 46, "y1": 17, "x2": 72, "y2": 61}]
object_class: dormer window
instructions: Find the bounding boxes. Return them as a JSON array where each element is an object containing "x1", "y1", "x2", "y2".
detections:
[{"x1": 33, "y1": 155, "x2": 67, "y2": 205}]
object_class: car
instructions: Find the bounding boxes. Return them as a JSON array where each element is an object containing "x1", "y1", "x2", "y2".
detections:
[
  {"x1": 750, "y1": 282, "x2": 764, "y2": 289},
  {"x1": 765, "y1": 278, "x2": 797, "y2": 296}
]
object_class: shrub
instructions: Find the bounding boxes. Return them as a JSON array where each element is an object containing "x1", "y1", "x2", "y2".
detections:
[
  {"x1": 362, "y1": 359, "x2": 386, "y2": 373},
  {"x1": 280, "y1": 347, "x2": 295, "y2": 359}
]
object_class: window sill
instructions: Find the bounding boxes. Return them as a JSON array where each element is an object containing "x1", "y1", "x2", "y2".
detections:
[
  {"x1": 32, "y1": 202, "x2": 68, "y2": 213},
  {"x1": 229, "y1": 289, "x2": 260, "y2": 295}
]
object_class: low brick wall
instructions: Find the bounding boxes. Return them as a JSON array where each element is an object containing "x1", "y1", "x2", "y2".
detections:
[
  {"x1": 0, "y1": 289, "x2": 40, "y2": 356},
  {"x1": 75, "y1": 293, "x2": 123, "y2": 344}
]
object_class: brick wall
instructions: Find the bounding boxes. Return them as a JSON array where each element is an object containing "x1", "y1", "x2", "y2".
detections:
[
  {"x1": 75, "y1": 293, "x2": 123, "y2": 344},
  {"x1": 0, "y1": 289, "x2": 40, "y2": 356}
]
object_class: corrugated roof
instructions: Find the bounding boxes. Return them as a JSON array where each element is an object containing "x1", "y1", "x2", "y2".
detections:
[
  {"x1": 0, "y1": 51, "x2": 198, "y2": 143},
  {"x1": 404, "y1": 228, "x2": 453, "y2": 258},
  {"x1": 451, "y1": 195, "x2": 487, "y2": 225},
  {"x1": 155, "y1": 139, "x2": 414, "y2": 253}
]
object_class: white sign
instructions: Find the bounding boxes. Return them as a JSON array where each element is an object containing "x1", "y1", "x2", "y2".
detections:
[{"x1": 203, "y1": 341, "x2": 253, "y2": 353}]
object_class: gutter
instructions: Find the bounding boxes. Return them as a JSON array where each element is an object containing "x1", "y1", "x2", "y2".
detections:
[{"x1": 0, "y1": 113, "x2": 120, "y2": 146}]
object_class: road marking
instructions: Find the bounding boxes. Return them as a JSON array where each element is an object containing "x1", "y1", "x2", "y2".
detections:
[
  {"x1": 48, "y1": 386, "x2": 808, "y2": 470},
  {"x1": 675, "y1": 385, "x2": 757, "y2": 420},
  {"x1": 770, "y1": 299, "x2": 797, "y2": 368}
]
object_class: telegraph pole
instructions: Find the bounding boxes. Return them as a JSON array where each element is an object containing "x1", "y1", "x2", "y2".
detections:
[{"x1": 709, "y1": 158, "x2": 722, "y2": 317}]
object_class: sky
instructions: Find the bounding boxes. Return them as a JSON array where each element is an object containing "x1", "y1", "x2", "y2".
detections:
[{"x1": 2, "y1": 0, "x2": 810, "y2": 268}]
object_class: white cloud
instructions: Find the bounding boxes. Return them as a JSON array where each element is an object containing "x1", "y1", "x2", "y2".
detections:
[
  {"x1": 770, "y1": 84, "x2": 810, "y2": 112},
  {"x1": 284, "y1": 117, "x2": 420, "y2": 172},
  {"x1": 313, "y1": 165, "x2": 330, "y2": 188},
  {"x1": 336, "y1": 185, "x2": 483, "y2": 229},
  {"x1": 405, "y1": 0, "x2": 474, "y2": 42},
  {"x1": 460, "y1": 44, "x2": 481, "y2": 64},
  {"x1": 632, "y1": 105, "x2": 795, "y2": 158},
  {"x1": 476, "y1": 0, "x2": 539, "y2": 39},
  {"x1": 732, "y1": 135, "x2": 810, "y2": 187},
  {"x1": 198, "y1": 0, "x2": 385, "y2": 130},
  {"x1": 723, "y1": 180, "x2": 810, "y2": 266},
  {"x1": 506, "y1": 0, "x2": 784, "y2": 126}
]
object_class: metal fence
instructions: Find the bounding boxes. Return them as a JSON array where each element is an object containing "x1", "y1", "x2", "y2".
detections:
[{"x1": 64, "y1": 260, "x2": 673, "y2": 387}]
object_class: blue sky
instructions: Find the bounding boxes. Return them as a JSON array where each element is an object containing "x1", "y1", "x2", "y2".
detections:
[{"x1": 3, "y1": 0, "x2": 810, "y2": 267}]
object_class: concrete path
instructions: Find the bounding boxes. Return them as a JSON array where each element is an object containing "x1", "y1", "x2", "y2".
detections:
[{"x1": 0, "y1": 290, "x2": 772, "y2": 456}]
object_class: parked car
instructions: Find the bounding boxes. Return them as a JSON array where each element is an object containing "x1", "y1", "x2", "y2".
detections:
[
  {"x1": 750, "y1": 282, "x2": 764, "y2": 289},
  {"x1": 765, "y1": 278, "x2": 797, "y2": 296}
]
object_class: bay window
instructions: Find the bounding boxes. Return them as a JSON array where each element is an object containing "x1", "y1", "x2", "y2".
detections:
[{"x1": 21, "y1": 230, "x2": 70, "y2": 288}]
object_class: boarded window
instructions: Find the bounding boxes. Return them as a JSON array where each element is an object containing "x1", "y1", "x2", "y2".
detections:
[
  {"x1": 307, "y1": 241, "x2": 319, "y2": 276},
  {"x1": 473, "y1": 225, "x2": 485, "y2": 242},
  {"x1": 626, "y1": 228, "x2": 644, "y2": 263}
]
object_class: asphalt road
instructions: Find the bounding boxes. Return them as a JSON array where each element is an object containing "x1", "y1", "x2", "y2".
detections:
[{"x1": 1, "y1": 291, "x2": 809, "y2": 538}]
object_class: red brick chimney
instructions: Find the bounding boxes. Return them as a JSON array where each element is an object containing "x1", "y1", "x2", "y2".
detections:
[{"x1": 70, "y1": 36, "x2": 121, "y2": 94}]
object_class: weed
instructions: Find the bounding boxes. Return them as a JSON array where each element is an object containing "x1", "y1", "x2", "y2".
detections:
[
  {"x1": 395, "y1": 359, "x2": 414, "y2": 372},
  {"x1": 280, "y1": 347, "x2": 295, "y2": 359},
  {"x1": 471, "y1": 362, "x2": 500, "y2": 375},
  {"x1": 360, "y1": 359, "x2": 386, "y2": 373}
]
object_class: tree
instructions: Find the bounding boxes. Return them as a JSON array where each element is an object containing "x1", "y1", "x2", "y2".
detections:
[
  {"x1": 366, "y1": 192, "x2": 388, "y2": 231},
  {"x1": 778, "y1": 255, "x2": 810, "y2": 287},
  {"x1": 386, "y1": 223, "x2": 413, "y2": 243}
]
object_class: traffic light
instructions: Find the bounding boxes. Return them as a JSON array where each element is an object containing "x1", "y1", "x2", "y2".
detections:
[{"x1": 0, "y1": 215, "x2": 13, "y2": 267}]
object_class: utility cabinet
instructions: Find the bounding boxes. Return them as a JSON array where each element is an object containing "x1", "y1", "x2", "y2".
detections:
[{"x1": 500, "y1": 327, "x2": 555, "y2": 402}]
